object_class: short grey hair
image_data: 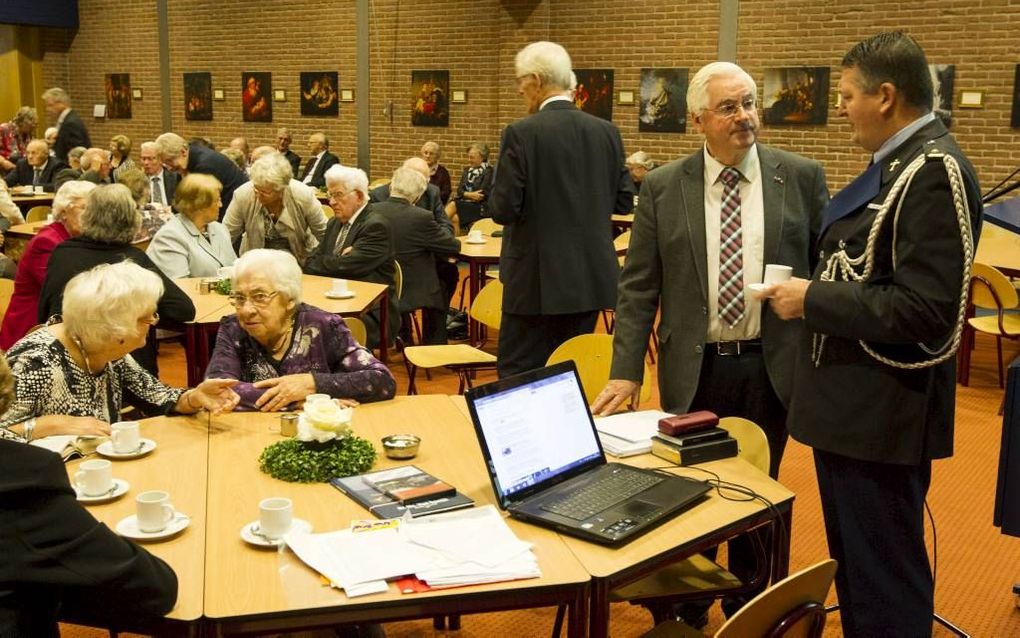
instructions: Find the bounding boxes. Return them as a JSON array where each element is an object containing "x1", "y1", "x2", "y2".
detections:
[
  {"x1": 68, "y1": 146, "x2": 87, "y2": 164},
  {"x1": 421, "y1": 141, "x2": 440, "y2": 156},
  {"x1": 250, "y1": 152, "x2": 293, "y2": 192},
  {"x1": 41, "y1": 87, "x2": 70, "y2": 105},
  {"x1": 626, "y1": 151, "x2": 655, "y2": 170},
  {"x1": 63, "y1": 261, "x2": 164, "y2": 352},
  {"x1": 515, "y1": 41, "x2": 573, "y2": 91},
  {"x1": 233, "y1": 249, "x2": 302, "y2": 304},
  {"x1": 467, "y1": 142, "x2": 490, "y2": 162},
  {"x1": 52, "y1": 180, "x2": 97, "y2": 222},
  {"x1": 390, "y1": 166, "x2": 428, "y2": 202},
  {"x1": 687, "y1": 62, "x2": 757, "y2": 117},
  {"x1": 81, "y1": 184, "x2": 140, "y2": 244},
  {"x1": 140, "y1": 141, "x2": 157, "y2": 154},
  {"x1": 154, "y1": 132, "x2": 188, "y2": 160},
  {"x1": 250, "y1": 145, "x2": 276, "y2": 163},
  {"x1": 324, "y1": 164, "x2": 368, "y2": 200}
]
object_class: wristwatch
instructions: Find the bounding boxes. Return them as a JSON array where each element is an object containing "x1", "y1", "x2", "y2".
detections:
[{"x1": 22, "y1": 417, "x2": 36, "y2": 441}]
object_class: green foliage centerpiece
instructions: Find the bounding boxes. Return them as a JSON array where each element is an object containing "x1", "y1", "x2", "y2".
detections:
[{"x1": 259, "y1": 400, "x2": 376, "y2": 483}]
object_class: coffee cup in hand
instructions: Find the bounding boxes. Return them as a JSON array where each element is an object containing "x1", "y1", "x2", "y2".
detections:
[
  {"x1": 136, "y1": 490, "x2": 175, "y2": 533},
  {"x1": 75, "y1": 459, "x2": 114, "y2": 496},
  {"x1": 111, "y1": 421, "x2": 141, "y2": 454},
  {"x1": 763, "y1": 264, "x2": 793, "y2": 286},
  {"x1": 258, "y1": 497, "x2": 293, "y2": 540}
]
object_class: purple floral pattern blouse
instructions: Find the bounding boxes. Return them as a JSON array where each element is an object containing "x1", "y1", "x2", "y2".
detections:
[{"x1": 205, "y1": 303, "x2": 395, "y2": 410}]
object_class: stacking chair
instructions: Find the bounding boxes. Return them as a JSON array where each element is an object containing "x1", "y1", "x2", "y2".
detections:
[
  {"x1": 456, "y1": 218, "x2": 502, "y2": 311},
  {"x1": 402, "y1": 280, "x2": 502, "y2": 394},
  {"x1": 344, "y1": 316, "x2": 368, "y2": 347},
  {"x1": 641, "y1": 559, "x2": 838, "y2": 638},
  {"x1": 959, "y1": 263, "x2": 1020, "y2": 389},
  {"x1": 25, "y1": 205, "x2": 51, "y2": 223},
  {"x1": 0, "y1": 279, "x2": 14, "y2": 323},
  {"x1": 545, "y1": 333, "x2": 651, "y2": 404}
]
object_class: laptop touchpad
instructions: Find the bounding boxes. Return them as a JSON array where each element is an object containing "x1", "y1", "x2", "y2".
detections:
[{"x1": 622, "y1": 500, "x2": 659, "y2": 518}]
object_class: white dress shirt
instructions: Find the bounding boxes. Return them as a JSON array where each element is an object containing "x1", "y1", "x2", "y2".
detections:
[{"x1": 303, "y1": 151, "x2": 325, "y2": 185}]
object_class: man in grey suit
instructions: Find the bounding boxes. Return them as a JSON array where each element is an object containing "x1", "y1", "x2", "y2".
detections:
[{"x1": 592, "y1": 61, "x2": 828, "y2": 621}]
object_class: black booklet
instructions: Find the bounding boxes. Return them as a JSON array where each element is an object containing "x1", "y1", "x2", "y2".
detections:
[{"x1": 330, "y1": 470, "x2": 474, "y2": 519}]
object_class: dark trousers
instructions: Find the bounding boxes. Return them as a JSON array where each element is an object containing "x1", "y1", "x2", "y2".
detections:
[
  {"x1": 814, "y1": 449, "x2": 934, "y2": 637},
  {"x1": 497, "y1": 311, "x2": 599, "y2": 378},
  {"x1": 686, "y1": 347, "x2": 788, "y2": 617},
  {"x1": 436, "y1": 260, "x2": 459, "y2": 308}
]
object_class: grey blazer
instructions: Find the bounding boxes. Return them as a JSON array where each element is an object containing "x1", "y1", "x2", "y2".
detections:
[
  {"x1": 610, "y1": 144, "x2": 829, "y2": 413},
  {"x1": 222, "y1": 179, "x2": 327, "y2": 265},
  {"x1": 146, "y1": 214, "x2": 237, "y2": 279}
]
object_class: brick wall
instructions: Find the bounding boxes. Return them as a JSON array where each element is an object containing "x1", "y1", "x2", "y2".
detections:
[{"x1": 36, "y1": 0, "x2": 1020, "y2": 192}]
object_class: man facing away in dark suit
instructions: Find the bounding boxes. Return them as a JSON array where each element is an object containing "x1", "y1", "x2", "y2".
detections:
[
  {"x1": 592, "y1": 61, "x2": 829, "y2": 622},
  {"x1": 4, "y1": 139, "x2": 64, "y2": 192},
  {"x1": 155, "y1": 132, "x2": 249, "y2": 219},
  {"x1": 766, "y1": 33, "x2": 982, "y2": 636},
  {"x1": 305, "y1": 164, "x2": 398, "y2": 348},
  {"x1": 300, "y1": 132, "x2": 340, "y2": 190},
  {"x1": 41, "y1": 87, "x2": 91, "y2": 165},
  {"x1": 489, "y1": 41, "x2": 634, "y2": 378},
  {"x1": 374, "y1": 166, "x2": 460, "y2": 345}
]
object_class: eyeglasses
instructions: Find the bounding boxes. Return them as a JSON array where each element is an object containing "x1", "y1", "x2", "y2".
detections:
[
  {"x1": 228, "y1": 291, "x2": 279, "y2": 308},
  {"x1": 707, "y1": 96, "x2": 757, "y2": 119},
  {"x1": 140, "y1": 311, "x2": 160, "y2": 326},
  {"x1": 327, "y1": 190, "x2": 350, "y2": 202}
]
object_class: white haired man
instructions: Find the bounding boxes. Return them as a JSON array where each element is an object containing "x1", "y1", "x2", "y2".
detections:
[
  {"x1": 299, "y1": 132, "x2": 339, "y2": 189},
  {"x1": 4, "y1": 139, "x2": 63, "y2": 192},
  {"x1": 41, "y1": 88, "x2": 91, "y2": 164},
  {"x1": 155, "y1": 132, "x2": 249, "y2": 218},
  {"x1": 276, "y1": 128, "x2": 301, "y2": 176},
  {"x1": 489, "y1": 41, "x2": 634, "y2": 377}
]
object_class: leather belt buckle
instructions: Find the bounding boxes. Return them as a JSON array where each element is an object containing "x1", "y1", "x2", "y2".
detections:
[{"x1": 714, "y1": 340, "x2": 760, "y2": 356}]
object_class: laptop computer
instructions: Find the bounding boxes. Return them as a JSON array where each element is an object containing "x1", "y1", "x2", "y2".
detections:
[{"x1": 465, "y1": 361, "x2": 711, "y2": 545}]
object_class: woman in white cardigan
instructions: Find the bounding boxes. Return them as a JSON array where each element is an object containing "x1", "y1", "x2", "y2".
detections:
[
  {"x1": 146, "y1": 173, "x2": 237, "y2": 279},
  {"x1": 222, "y1": 151, "x2": 327, "y2": 266}
]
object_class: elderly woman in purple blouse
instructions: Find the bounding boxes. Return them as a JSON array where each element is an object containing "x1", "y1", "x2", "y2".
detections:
[{"x1": 205, "y1": 249, "x2": 395, "y2": 411}]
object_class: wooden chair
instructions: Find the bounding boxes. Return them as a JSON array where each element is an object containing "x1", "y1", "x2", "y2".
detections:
[
  {"x1": 545, "y1": 333, "x2": 652, "y2": 404},
  {"x1": 469, "y1": 217, "x2": 502, "y2": 236},
  {"x1": 641, "y1": 559, "x2": 838, "y2": 638},
  {"x1": 0, "y1": 279, "x2": 14, "y2": 322},
  {"x1": 456, "y1": 218, "x2": 502, "y2": 311},
  {"x1": 959, "y1": 263, "x2": 1020, "y2": 389},
  {"x1": 607, "y1": 417, "x2": 773, "y2": 625},
  {"x1": 344, "y1": 316, "x2": 368, "y2": 346},
  {"x1": 614, "y1": 229, "x2": 632, "y2": 256},
  {"x1": 368, "y1": 178, "x2": 390, "y2": 190},
  {"x1": 320, "y1": 204, "x2": 333, "y2": 222},
  {"x1": 402, "y1": 280, "x2": 502, "y2": 394},
  {"x1": 25, "y1": 205, "x2": 51, "y2": 223}
]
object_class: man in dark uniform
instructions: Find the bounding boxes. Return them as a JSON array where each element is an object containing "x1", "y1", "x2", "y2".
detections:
[{"x1": 767, "y1": 32, "x2": 982, "y2": 636}]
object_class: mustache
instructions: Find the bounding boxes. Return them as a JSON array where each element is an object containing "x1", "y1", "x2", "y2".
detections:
[{"x1": 734, "y1": 121, "x2": 757, "y2": 133}]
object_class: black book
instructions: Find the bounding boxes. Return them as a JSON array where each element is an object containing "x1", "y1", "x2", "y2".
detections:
[
  {"x1": 330, "y1": 473, "x2": 474, "y2": 519},
  {"x1": 654, "y1": 426, "x2": 729, "y2": 447}
]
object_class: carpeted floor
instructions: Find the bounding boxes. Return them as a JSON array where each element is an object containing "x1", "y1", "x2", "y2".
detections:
[{"x1": 61, "y1": 324, "x2": 1020, "y2": 637}]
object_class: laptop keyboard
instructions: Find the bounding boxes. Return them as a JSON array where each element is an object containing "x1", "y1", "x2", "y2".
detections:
[{"x1": 540, "y1": 469, "x2": 663, "y2": 520}]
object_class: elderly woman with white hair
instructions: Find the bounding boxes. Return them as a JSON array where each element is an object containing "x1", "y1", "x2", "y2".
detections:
[
  {"x1": 222, "y1": 152, "x2": 326, "y2": 265},
  {"x1": 625, "y1": 151, "x2": 656, "y2": 188},
  {"x1": 0, "y1": 180, "x2": 96, "y2": 350},
  {"x1": 0, "y1": 261, "x2": 239, "y2": 442},
  {"x1": 444, "y1": 142, "x2": 494, "y2": 233},
  {"x1": 205, "y1": 249, "x2": 395, "y2": 412},
  {"x1": 146, "y1": 173, "x2": 236, "y2": 278}
]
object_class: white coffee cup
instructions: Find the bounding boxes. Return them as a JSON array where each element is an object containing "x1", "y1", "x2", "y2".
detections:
[
  {"x1": 330, "y1": 278, "x2": 349, "y2": 294},
  {"x1": 34, "y1": 185, "x2": 45, "y2": 194},
  {"x1": 136, "y1": 490, "x2": 175, "y2": 533},
  {"x1": 75, "y1": 459, "x2": 114, "y2": 496},
  {"x1": 467, "y1": 229, "x2": 483, "y2": 242},
  {"x1": 763, "y1": 264, "x2": 794, "y2": 285},
  {"x1": 218, "y1": 265, "x2": 235, "y2": 280},
  {"x1": 111, "y1": 421, "x2": 141, "y2": 454},
  {"x1": 258, "y1": 497, "x2": 293, "y2": 540},
  {"x1": 305, "y1": 393, "x2": 330, "y2": 405}
]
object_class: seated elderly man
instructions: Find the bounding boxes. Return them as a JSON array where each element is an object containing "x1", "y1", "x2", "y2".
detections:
[
  {"x1": 147, "y1": 173, "x2": 236, "y2": 278},
  {"x1": 4, "y1": 139, "x2": 64, "y2": 192},
  {"x1": 0, "y1": 106, "x2": 38, "y2": 174},
  {"x1": 2, "y1": 261, "x2": 238, "y2": 442},
  {"x1": 155, "y1": 132, "x2": 248, "y2": 218},
  {"x1": 55, "y1": 146, "x2": 112, "y2": 192},
  {"x1": 299, "y1": 132, "x2": 339, "y2": 189},
  {"x1": 229, "y1": 137, "x2": 251, "y2": 172},
  {"x1": 223, "y1": 152, "x2": 326, "y2": 265},
  {"x1": 206, "y1": 249, "x2": 395, "y2": 411},
  {"x1": 276, "y1": 127, "x2": 301, "y2": 175},
  {"x1": 305, "y1": 165, "x2": 398, "y2": 348},
  {"x1": 421, "y1": 141, "x2": 451, "y2": 204},
  {"x1": 0, "y1": 353, "x2": 179, "y2": 635},
  {"x1": 625, "y1": 151, "x2": 656, "y2": 189},
  {"x1": 376, "y1": 166, "x2": 460, "y2": 345}
]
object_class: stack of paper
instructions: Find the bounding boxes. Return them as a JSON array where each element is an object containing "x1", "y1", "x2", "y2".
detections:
[
  {"x1": 285, "y1": 505, "x2": 540, "y2": 596},
  {"x1": 594, "y1": 409, "x2": 672, "y2": 457}
]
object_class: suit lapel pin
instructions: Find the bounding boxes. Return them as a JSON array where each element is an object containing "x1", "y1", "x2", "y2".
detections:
[
  {"x1": 889, "y1": 158, "x2": 901, "y2": 172},
  {"x1": 773, "y1": 175, "x2": 784, "y2": 185}
]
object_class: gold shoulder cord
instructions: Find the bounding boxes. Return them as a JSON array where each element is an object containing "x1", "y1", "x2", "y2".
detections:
[{"x1": 812, "y1": 149, "x2": 975, "y2": 369}]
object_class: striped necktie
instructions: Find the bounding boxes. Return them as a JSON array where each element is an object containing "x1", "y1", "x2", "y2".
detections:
[
  {"x1": 718, "y1": 166, "x2": 744, "y2": 327},
  {"x1": 334, "y1": 222, "x2": 352, "y2": 253}
]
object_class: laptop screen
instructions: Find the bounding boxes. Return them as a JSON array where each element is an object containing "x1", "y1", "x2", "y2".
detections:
[{"x1": 468, "y1": 362, "x2": 604, "y2": 505}]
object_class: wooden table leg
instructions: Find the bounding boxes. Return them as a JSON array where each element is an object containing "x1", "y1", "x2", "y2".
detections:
[
  {"x1": 568, "y1": 582, "x2": 590, "y2": 638},
  {"x1": 468, "y1": 261, "x2": 483, "y2": 345},
  {"x1": 378, "y1": 289, "x2": 389, "y2": 364},
  {"x1": 588, "y1": 576, "x2": 610, "y2": 638}
]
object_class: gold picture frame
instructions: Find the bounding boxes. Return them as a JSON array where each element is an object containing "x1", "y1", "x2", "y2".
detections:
[
  {"x1": 340, "y1": 89, "x2": 355, "y2": 102},
  {"x1": 959, "y1": 90, "x2": 983, "y2": 108},
  {"x1": 618, "y1": 90, "x2": 634, "y2": 105}
]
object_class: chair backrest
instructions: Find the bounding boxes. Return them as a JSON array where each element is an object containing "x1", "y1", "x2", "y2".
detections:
[
  {"x1": 368, "y1": 178, "x2": 391, "y2": 190},
  {"x1": 320, "y1": 204, "x2": 333, "y2": 221},
  {"x1": 716, "y1": 559, "x2": 837, "y2": 638},
  {"x1": 25, "y1": 206, "x2": 50, "y2": 223},
  {"x1": 0, "y1": 279, "x2": 14, "y2": 321},
  {"x1": 970, "y1": 262, "x2": 1019, "y2": 311},
  {"x1": 470, "y1": 218, "x2": 502, "y2": 236},
  {"x1": 393, "y1": 261, "x2": 404, "y2": 300},
  {"x1": 718, "y1": 416, "x2": 770, "y2": 475},
  {"x1": 345, "y1": 316, "x2": 368, "y2": 346},
  {"x1": 614, "y1": 230, "x2": 632, "y2": 255},
  {"x1": 469, "y1": 279, "x2": 503, "y2": 331},
  {"x1": 546, "y1": 333, "x2": 652, "y2": 404}
]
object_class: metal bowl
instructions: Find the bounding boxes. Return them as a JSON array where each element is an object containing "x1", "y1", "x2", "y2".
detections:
[{"x1": 381, "y1": 434, "x2": 420, "y2": 459}]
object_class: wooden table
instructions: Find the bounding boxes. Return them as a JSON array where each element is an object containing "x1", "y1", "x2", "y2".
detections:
[
  {"x1": 173, "y1": 275, "x2": 392, "y2": 385},
  {"x1": 2, "y1": 220, "x2": 151, "y2": 263},
  {"x1": 10, "y1": 191, "x2": 54, "y2": 213},
  {"x1": 976, "y1": 221, "x2": 1020, "y2": 276},
  {"x1": 611, "y1": 213, "x2": 635, "y2": 231},
  {"x1": 457, "y1": 235, "x2": 502, "y2": 344}
]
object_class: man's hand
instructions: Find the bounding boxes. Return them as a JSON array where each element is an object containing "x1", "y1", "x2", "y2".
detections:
[
  {"x1": 254, "y1": 374, "x2": 317, "y2": 412},
  {"x1": 591, "y1": 379, "x2": 641, "y2": 417},
  {"x1": 759, "y1": 278, "x2": 811, "y2": 320}
]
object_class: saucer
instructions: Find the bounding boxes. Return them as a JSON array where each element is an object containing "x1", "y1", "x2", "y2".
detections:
[
  {"x1": 747, "y1": 283, "x2": 770, "y2": 293},
  {"x1": 97, "y1": 438, "x2": 157, "y2": 459},
  {"x1": 324, "y1": 290, "x2": 356, "y2": 299},
  {"x1": 116, "y1": 512, "x2": 190, "y2": 541},
  {"x1": 76, "y1": 478, "x2": 130, "y2": 503},
  {"x1": 240, "y1": 518, "x2": 313, "y2": 547},
  {"x1": 465, "y1": 238, "x2": 487, "y2": 244}
]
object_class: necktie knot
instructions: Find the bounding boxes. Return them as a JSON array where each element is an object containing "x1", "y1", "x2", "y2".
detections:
[{"x1": 720, "y1": 167, "x2": 741, "y2": 188}]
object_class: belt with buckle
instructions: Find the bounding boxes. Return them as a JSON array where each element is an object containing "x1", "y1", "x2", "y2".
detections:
[{"x1": 711, "y1": 340, "x2": 762, "y2": 356}]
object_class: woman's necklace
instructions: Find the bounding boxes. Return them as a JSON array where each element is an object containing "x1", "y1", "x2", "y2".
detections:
[
  {"x1": 270, "y1": 324, "x2": 293, "y2": 357},
  {"x1": 71, "y1": 334, "x2": 97, "y2": 375}
]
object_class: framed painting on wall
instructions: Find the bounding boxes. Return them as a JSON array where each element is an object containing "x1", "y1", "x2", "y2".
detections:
[
  {"x1": 573, "y1": 69, "x2": 614, "y2": 121},
  {"x1": 105, "y1": 73, "x2": 131, "y2": 119},
  {"x1": 930, "y1": 64, "x2": 955, "y2": 128},
  {"x1": 763, "y1": 67, "x2": 829, "y2": 125},
  {"x1": 183, "y1": 72, "x2": 213, "y2": 121},
  {"x1": 300, "y1": 72, "x2": 339, "y2": 116},
  {"x1": 639, "y1": 68, "x2": 687, "y2": 133},
  {"x1": 1012, "y1": 65, "x2": 1020, "y2": 128},
  {"x1": 411, "y1": 70, "x2": 449, "y2": 127},
  {"x1": 242, "y1": 72, "x2": 272, "y2": 122}
]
